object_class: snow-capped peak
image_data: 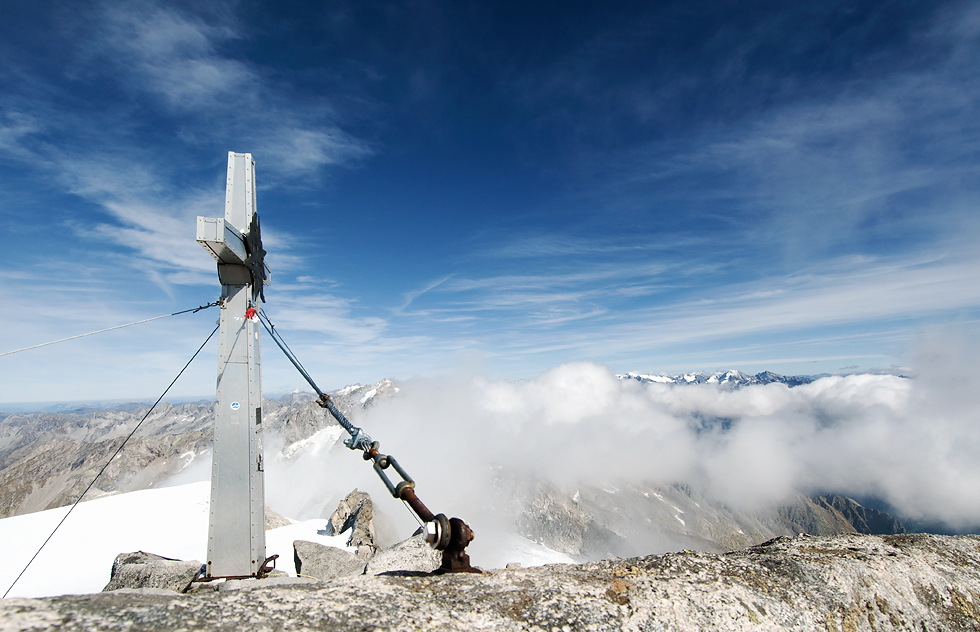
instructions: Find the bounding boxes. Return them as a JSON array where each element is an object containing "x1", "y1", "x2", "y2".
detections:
[{"x1": 616, "y1": 370, "x2": 812, "y2": 388}]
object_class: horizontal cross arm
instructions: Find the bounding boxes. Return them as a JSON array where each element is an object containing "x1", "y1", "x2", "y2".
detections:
[
  {"x1": 197, "y1": 216, "x2": 247, "y2": 266},
  {"x1": 197, "y1": 216, "x2": 273, "y2": 288}
]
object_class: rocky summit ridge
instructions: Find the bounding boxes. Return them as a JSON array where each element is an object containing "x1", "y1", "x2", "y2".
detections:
[{"x1": 3, "y1": 533, "x2": 979, "y2": 631}]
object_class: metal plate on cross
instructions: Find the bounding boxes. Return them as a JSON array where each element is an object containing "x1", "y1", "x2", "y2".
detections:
[{"x1": 244, "y1": 211, "x2": 267, "y2": 303}]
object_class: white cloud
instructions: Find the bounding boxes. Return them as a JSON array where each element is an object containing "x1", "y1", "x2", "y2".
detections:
[
  {"x1": 396, "y1": 274, "x2": 454, "y2": 313},
  {"x1": 98, "y1": 3, "x2": 249, "y2": 109},
  {"x1": 386, "y1": 247, "x2": 980, "y2": 372},
  {"x1": 345, "y1": 339, "x2": 980, "y2": 529},
  {"x1": 0, "y1": 112, "x2": 44, "y2": 160},
  {"x1": 266, "y1": 293, "x2": 388, "y2": 345},
  {"x1": 93, "y1": 1, "x2": 370, "y2": 176},
  {"x1": 606, "y1": 255, "x2": 980, "y2": 349},
  {"x1": 632, "y1": 10, "x2": 980, "y2": 262},
  {"x1": 0, "y1": 1, "x2": 370, "y2": 299}
]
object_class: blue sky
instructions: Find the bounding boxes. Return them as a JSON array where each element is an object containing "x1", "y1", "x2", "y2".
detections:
[{"x1": 1, "y1": 0, "x2": 979, "y2": 405}]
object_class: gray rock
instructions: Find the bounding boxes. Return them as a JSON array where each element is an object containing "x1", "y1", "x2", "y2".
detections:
[
  {"x1": 109, "y1": 587, "x2": 182, "y2": 596},
  {"x1": 7, "y1": 534, "x2": 980, "y2": 631},
  {"x1": 365, "y1": 533, "x2": 442, "y2": 575},
  {"x1": 811, "y1": 494, "x2": 907, "y2": 534},
  {"x1": 323, "y1": 488, "x2": 380, "y2": 556},
  {"x1": 216, "y1": 576, "x2": 321, "y2": 592},
  {"x1": 292, "y1": 540, "x2": 366, "y2": 580},
  {"x1": 264, "y1": 505, "x2": 290, "y2": 530},
  {"x1": 108, "y1": 551, "x2": 171, "y2": 579},
  {"x1": 103, "y1": 551, "x2": 202, "y2": 594}
]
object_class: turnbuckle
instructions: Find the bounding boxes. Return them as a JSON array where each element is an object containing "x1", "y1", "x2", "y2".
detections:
[
  {"x1": 362, "y1": 443, "x2": 479, "y2": 572},
  {"x1": 368, "y1": 448, "x2": 415, "y2": 500}
]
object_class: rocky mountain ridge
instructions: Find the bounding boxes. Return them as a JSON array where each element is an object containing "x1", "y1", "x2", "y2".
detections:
[
  {"x1": 0, "y1": 380, "x2": 398, "y2": 519},
  {"x1": 617, "y1": 369, "x2": 814, "y2": 387},
  {"x1": 500, "y1": 475, "x2": 904, "y2": 562},
  {"x1": 4, "y1": 533, "x2": 979, "y2": 631}
]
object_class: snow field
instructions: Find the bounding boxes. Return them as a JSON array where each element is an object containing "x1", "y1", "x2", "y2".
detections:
[{"x1": 0, "y1": 481, "x2": 572, "y2": 598}]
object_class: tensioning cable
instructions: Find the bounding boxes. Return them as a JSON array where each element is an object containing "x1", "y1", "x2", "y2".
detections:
[
  {"x1": 2, "y1": 323, "x2": 220, "y2": 599},
  {"x1": 256, "y1": 309, "x2": 321, "y2": 398},
  {"x1": 256, "y1": 309, "x2": 361, "y2": 440},
  {"x1": 0, "y1": 300, "x2": 221, "y2": 357}
]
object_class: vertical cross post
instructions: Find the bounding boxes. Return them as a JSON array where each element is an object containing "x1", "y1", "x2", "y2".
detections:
[{"x1": 196, "y1": 152, "x2": 271, "y2": 579}]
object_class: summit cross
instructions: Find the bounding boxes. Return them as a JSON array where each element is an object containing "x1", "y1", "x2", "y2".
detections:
[{"x1": 196, "y1": 152, "x2": 272, "y2": 579}]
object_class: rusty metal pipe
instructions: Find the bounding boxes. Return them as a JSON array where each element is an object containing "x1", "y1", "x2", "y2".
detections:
[
  {"x1": 400, "y1": 487, "x2": 435, "y2": 523},
  {"x1": 361, "y1": 445, "x2": 478, "y2": 571}
]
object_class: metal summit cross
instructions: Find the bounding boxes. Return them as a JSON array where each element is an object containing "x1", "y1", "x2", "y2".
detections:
[{"x1": 196, "y1": 152, "x2": 272, "y2": 579}]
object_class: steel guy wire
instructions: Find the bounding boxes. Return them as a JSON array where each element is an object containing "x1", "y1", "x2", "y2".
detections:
[
  {"x1": 2, "y1": 323, "x2": 220, "y2": 599},
  {"x1": 257, "y1": 309, "x2": 322, "y2": 397},
  {"x1": 0, "y1": 301, "x2": 221, "y2": 357},
  {"x1": 256, "y1": 309, "x2": 360, "y2": 439}
]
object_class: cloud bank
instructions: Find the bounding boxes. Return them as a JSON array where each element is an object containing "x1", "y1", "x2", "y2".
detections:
[{"x1": 264, "y1": 331, "x2": 980, "y2": 538}]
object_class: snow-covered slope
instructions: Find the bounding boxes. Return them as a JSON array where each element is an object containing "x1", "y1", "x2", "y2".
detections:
[
  {"x1": 0, "y1": 481, "x2": 572, "y2": 598},
  {"x1": 2, "y1": 481, "x2": 211, "y2": 598}
]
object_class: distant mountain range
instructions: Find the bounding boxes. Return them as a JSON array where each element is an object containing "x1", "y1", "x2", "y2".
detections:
[{"x1": 617, "y1": 369, "x2": 814, "y2": 388}]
